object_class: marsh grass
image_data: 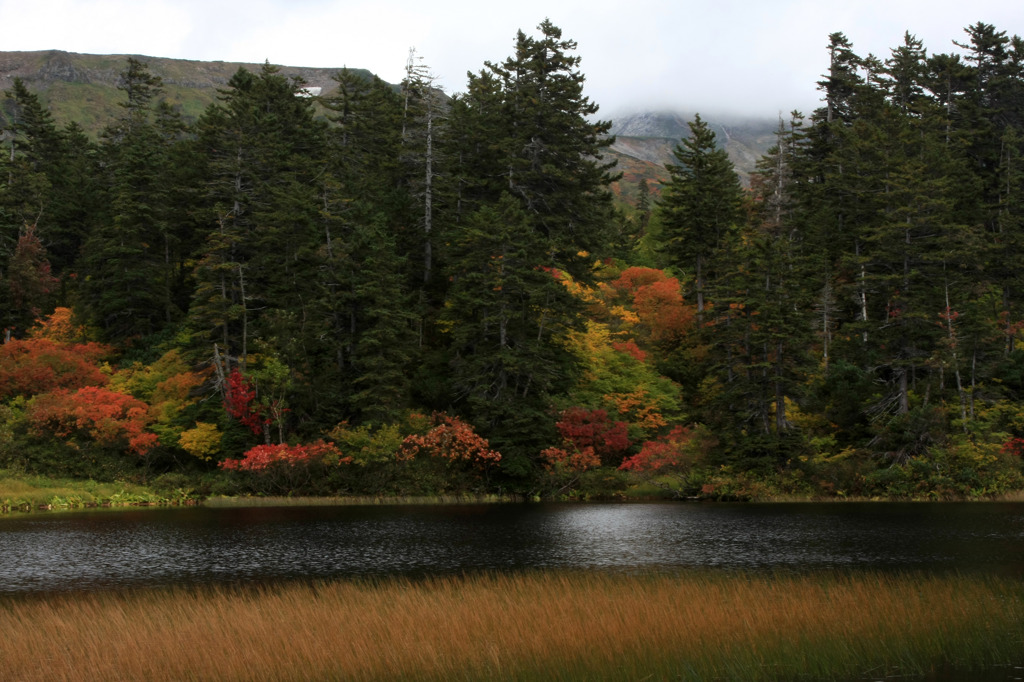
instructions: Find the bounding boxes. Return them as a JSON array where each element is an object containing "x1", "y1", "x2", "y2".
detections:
[
  {"x1": 1, "y1": 571, "x2": 1020, "y2": 681},
  {"x1": 201, "y1": 493, "x2": 521, "y2": 508},
  {"x1": 0, "y1": 470, "x2": 181, "y2": 513}
]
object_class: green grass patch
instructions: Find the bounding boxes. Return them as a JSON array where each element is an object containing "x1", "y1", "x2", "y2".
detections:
[
  {"x1": 201, "y1": 493, "x2": 521, "y2": 508},
  {"x1": 0, "y1": 469, "x2": 195, "y2": 514}
]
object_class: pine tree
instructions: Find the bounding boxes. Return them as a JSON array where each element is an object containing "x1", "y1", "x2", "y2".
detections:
[
  {"x1": 1, "y1": 82, "x2": 101, "y2": 281},
  {"x1": 190, "y1": 64, "x2": 326, "y2": 370},
  {"x1": 443, "y1": 193, "x2": 577, "y2": 462},
  {"x1": 454, "y1": 19, "x2": 619, "y2": 282},
  {"x1": 79, "y1": 59, "x2": 177, "y2": 341},
  {"x1": 0, "y1": 224, "x2": 58, "y2": 337},
  {"x1": 307, "y1": 67, "x2": 416, "y2": 425},
  {"x1": 440, "y1": 20, "x2": 619, "y2": 465},
  {"x1": 657, "y1": 113, "x2": 743, "y2": 315}
]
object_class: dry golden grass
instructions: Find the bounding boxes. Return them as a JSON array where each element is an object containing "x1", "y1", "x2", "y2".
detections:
[{"x1": 0, "y1": 571, "x2": 1020, "y2": 681}]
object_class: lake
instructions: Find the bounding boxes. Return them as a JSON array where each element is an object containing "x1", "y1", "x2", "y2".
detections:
[{"x1": 2, "y1": 500, "x2": 1023, "y2": 593}]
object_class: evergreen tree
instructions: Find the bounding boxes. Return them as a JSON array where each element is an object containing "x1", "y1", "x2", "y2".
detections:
[
  {"x1": 79, "y1": 59, "x2": 178, "y2": 341},
  {"x1": 191, "y1": 64, "x2": 326, "y2": 372},
  {"x1": 443, "y1": 194, "x2": 577, "y2": 465},
  {"x1": 657, "y1": 113, "x2": 743, "y2": 315},
  {"x1": 441, "y1": 20, "x2": 619, "y2": 466},
  {"x1": 308, "y1": 68, "x2": 416, "y2": 426},
  {"x1": 0, "y1": 224, "x2": 58, "y2": 337},
  {"x1": 454, "y1": 19, "x2": 619, "y2": 282},
  {"x1": 0, "y1": 78, "x2": 97, "y2": 275}
]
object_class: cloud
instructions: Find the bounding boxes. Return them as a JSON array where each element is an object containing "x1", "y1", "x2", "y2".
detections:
[
  {"x1": 2, "y1": 0, "x2": 1021, "y2": 119},
  {"x1": 3, "y1": 0, "x2": 193, "y2": 57}
]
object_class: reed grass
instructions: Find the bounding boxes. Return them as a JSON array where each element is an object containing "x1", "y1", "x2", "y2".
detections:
[{"x1": 0, "y1": 571, "x2": 1020, "y2": 681}]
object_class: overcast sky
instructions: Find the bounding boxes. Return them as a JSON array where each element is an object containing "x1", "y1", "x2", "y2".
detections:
[{"x1": 2, "y1": 0, "x2": 1020, "y2": 119}]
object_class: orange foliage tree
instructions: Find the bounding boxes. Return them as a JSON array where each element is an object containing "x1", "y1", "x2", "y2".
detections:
[
  {"x1": 27, "y1": 386, "x2": 159, "y2": 456},
  {"x1": 620, "y1": 425, "x2": 716, "y2": 478},
  {"x1": 27, "y1": 307, "x2": 90, "y2": 343},
  {"x1": 0, "y1": 337, "x2": 111, "y2": 400},
  {"x1": 538, "y1": 445, "x2": 601, "y2": 473},
  {"x1": 607, "y1": 267, "x2": 694, "y2": 344},
  {"x1": 109, "y1": 349, "x2": 209, "y2": 450}
]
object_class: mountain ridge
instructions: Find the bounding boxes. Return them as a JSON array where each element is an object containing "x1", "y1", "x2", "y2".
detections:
[{"x1": 1, "y1": 50, "x2": 777, "y2": 197}]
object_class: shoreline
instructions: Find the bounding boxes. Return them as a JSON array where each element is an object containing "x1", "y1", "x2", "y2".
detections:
[{"x1": 4, "y1": 485, "x2": 1024, "y2": 517}]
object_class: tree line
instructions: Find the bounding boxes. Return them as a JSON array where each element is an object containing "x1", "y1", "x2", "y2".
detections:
[{"x1": 1, "y1": 21, "x2": 1022, "y2": 499}]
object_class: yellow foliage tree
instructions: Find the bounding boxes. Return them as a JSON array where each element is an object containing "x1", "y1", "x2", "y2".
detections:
[{"x1": 179, "y1": 422, "x2": 222, "y2": 460}]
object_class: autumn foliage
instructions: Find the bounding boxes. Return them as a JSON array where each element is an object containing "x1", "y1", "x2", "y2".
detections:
[
  {"x1": 538, "y1": 445, "x2": 601, "y2": 473},
  {"x1": 27, "y1": 386, "x2": 159, "y2": 456},
  {"x1": 220, "y1": 440, "x2": 347, "y2": 472},
  {"x1": 555, "y1": 407, "x2": 631, "y2": 467},
  {"x1": 224, "y1": 368, "x2": 267, "y2": 436},
  {"x1": 619, "y1": 425, "x2": 714, "y2": 473},
  {"x1": 28, "y1": 307, "x2": 90, "y2": 343},
  {"x1": 608, "y1": 267, "x2": 694, "y2": 343},
  {"x1": 0, "y1": 337, "x2": 112, "y2": 400},
  {"x1": 399, "y1": 413, "x2": 502, "y2": 468},
  {"x1": 1000, "y1": 438, "x2": 1024, "y2": 458}
]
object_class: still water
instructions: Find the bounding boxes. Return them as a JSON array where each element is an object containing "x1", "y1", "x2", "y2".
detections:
[{"x1": 1, "y1": 501, "x2": 1022, "y2": 593}]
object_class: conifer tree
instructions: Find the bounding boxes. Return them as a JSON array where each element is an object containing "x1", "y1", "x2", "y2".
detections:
[
  {"x1": 443, "y1": 193, "x2": 577, "y2": 463},
  {"x1": 0, "y1": 79, "x2": 95, "y2": 273},
  {"x1": 79, "y1": 59, "x2": 177, "y2": 340},
  {"x1": 441, "y1": 20, "x2": 618, "y2": 467},
  {"x1": 191, "y1": 64, "x2": 326, "y2": 371},
  {"x1": 454, "y1": 19, "x2": 619, "y2": 282},
  {"x1": 658, "y1": 113, "x2": 743, "y2": 315}
]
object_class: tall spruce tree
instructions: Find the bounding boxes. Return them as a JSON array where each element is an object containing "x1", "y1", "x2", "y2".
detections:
[
  {"x1": 79, "y1": 59, "x2": 178, "y2": 341},
  {"x1": 442, "y1": 20, "x2": 617, "y2": 466},
  {"x1": 658, "y1": 114, "x2": 743, "y2": 316},
  {"x1": 443, "y1": 194, "x2": 577, "y2": 464},
  {"x1": 454, "y1": 19, "x2": 619, "y2": 281}
]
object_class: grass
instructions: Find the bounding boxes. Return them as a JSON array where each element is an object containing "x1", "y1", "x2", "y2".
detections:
[
  {"x1": 201, "y1": 493, "x2": 523, "y2": 508},
  {"x1": 0, "y1": 470, "x2": 192, "y2": 514},
  {"x1": 0, "y1": 571, "x2": 1020, "y2": 681}
]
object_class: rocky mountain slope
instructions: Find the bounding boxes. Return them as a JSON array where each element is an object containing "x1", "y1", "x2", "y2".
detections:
[
  {"x1": 606, "y1": 112, "x2": 779, "y2": 198},
  {"x1": 0, "y1": 50, "x2": 371, "y2": 133}
]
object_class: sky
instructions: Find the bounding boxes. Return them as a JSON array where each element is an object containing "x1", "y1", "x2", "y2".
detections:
[{"x1": 2, "y1": 0, "x2": 1020, "y2": 120}]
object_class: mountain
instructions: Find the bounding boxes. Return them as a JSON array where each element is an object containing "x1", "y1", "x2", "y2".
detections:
[
  {"x1": 604, "y1": 111, "x2": 779, "y2": 202},
  {"x1": 0, "y1": 50, "x2": 372, "y2": 134},
  {"x1": 0, "y1": 50, "x2": 776, "y2": 206}
]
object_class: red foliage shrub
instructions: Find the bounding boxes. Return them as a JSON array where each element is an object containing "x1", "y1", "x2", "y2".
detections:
[
  {"x1": 224, "y1": 368, "x2": 267, "y2": 436},
  {"x1": 611, "y1": 339, "x2": 647, "y2": 363},
  {"x1": 27, "y1": 386, "x2": 158, "y2": 456},
  {"x1": 539, "y1": 445, "x2": 601, "y2": 473},
  {"x1": 1000, "y1": 438, "x2": 1024, "y2": 458},
  {"x1": 399, "y1": 413, "x2": 501, "y2": 468},
  {"x1": 620, "y1": 425, "x2": 696, "y2": 472},
  {"x1": 220, "y1": 440, "x2": 346, "y2": 472},
  {"x1": 555, "y1": 407, "x2": 631, "y2": 466},
  {"x1": 0, "y1": 338, "x2": 111, "y2": 400}
]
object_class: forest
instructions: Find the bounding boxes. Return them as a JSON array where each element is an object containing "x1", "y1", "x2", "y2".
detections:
[{"x1": 1, "y1": 20, "x2": 1023, "y2": 501}]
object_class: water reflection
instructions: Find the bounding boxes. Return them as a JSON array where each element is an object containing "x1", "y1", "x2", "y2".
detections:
[{"x1": 0, "y1": 501, "x2": 1022, "y2": 593}]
